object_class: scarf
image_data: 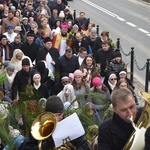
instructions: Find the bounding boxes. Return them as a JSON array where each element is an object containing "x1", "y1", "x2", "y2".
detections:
[
  {"x1": 108, "y1": 80, "x2": 117, "y2": 90},
  {"x1": 6, "y1": 73, "x2": 16, "y2": 84},
  {"x1": 33, "y1": 83, "x2": 41, "y2": 90}
]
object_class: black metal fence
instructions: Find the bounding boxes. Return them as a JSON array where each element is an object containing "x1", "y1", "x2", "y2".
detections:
[{"x1": 116, "y1": 39, "x2": 150, "y2": 92}]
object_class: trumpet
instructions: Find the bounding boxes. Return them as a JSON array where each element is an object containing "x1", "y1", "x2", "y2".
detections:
[{"x1": 31, "y1": 112, "x2": 57, "y2": 150}]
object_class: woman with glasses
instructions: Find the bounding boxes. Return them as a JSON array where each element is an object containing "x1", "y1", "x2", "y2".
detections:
[
  {"x1": 51, "y1": 73, "x2": 70, "y2": 95},
  {"x1": 104, "y1": 72, "x2": 117, "y2": 94}
]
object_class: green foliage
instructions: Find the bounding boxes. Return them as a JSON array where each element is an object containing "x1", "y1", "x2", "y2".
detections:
[
  {"x1": 0, "y1": 72, "x2": 6, "y2": 85},
  {"x1": 11, "y1": 85, "x2": 45, "y2": 135},
  {"x1": 64, "y1": 92, "x2": 111, "y2": 133},
  {"x1": 0, "y1": 101, "x2": 15, "y2": 150}
]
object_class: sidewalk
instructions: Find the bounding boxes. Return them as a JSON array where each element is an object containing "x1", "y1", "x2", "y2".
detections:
[{"x1": 133, "y1": 77, "x2": 147, "y2": 106}]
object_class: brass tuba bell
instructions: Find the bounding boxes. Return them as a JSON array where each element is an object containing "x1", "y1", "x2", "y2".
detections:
[
  {"x1": 123, "y1": 91, "x2": 150, "y2": 150},
  {"x1": 31, "y1": 112, "x2": 57, "y2": 150}
]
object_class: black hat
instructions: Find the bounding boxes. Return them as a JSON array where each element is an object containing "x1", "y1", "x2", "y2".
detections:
[
  {"x1": 0, "y1": 35, "x2": 7, "y2": 41},
  {"x1": 45, "y1": 96, "x2": 64, "y2": 113},
  {"x1": 38, "y1": 24, "x2": 44, "y2": 29},
  {"x1": 43, "y1": 37, "x2": 52, "y2": 43},
  {"x1": 114, "y1": 51, "x2": 122, "y2": 58},
  {"x1": 37, "y1": 61, "x2": 45, "y2": 72},
  {"x1": 26, "y1": 32, "x2": 35, "y2": 37},
  {"x1": 22, "y1": 58, "x2": 30, "y2": 66}
]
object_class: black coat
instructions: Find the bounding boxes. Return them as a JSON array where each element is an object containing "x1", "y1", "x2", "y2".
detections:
[
  {"x1": 98, "y1": 107, "x2": 143, "y2": 150},
  {"x1": 58, "y1": 54, "x2": 80, "y2": 75},
  {"x1": 72, "y1": 39, "x2": 89, "y2": 54},
  {"x1": 11, "y1": 68, "x2": 36, "y2": 100},
  {"x1": 51, "y1": 81, "x2": 64, "y2": 96},
  {"x1": 36, "y1": 47, "x2": 60, "y2": 73},
  {"x1": 75, "y1": 18, "x2": 90, "y2": 30},
  {"x1": 20, "y1": 42, "x2": 39, "y2": 62},
  {"x1": 96, "y1": 48, "x2": 114, "y2": 77},
  {"x1": 33, "y1": 83, "x2": 49, "y2": 99},
  {"x1": 18, "y1": 128, "x2": 90, "y2": 150}
]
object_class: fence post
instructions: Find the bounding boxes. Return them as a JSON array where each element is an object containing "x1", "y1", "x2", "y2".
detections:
[
  {"x1": 117, "y1": 38, "x2": 120, "y2": 50},
  {"x1": 145, "y1": 59, "x2": 150, "y2": 92},
  {"x1": 130, "y1": 47, "x2": 134, "y2": 82},
  {"x1": 96, "y1": 25, "x2": 99, "y2": 36},
  {"x1": 73, "y1": 10, "x2": 76, "y2": 23}
]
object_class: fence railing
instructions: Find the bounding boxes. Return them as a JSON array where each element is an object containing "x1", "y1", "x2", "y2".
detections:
[{"x1": 116, "y1": 39, "x2": 149, "y2": 92}]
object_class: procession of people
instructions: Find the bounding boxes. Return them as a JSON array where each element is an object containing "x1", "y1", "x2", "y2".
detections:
[{"x1": 0, "y1": 0, "x2": 149, "y2": 150}]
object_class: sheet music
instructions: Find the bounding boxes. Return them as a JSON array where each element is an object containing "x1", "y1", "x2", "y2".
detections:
[{"x1": 52, "y1": 113, "x2": 85, "y2": 148}]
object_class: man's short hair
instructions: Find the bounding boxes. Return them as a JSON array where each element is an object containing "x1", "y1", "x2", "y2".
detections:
[
  {"x1": 65, "y1": 47, "x2": 72, "y2": 53},
  {"x1": 111, "y1": 88, "x2": 134, "y2": 107},
  {"x1": 79, "y1": 47, "x2": 87, "y2": 53}
]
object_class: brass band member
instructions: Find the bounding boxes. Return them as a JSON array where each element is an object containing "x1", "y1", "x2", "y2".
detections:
[
  {"x1": 18, "y1": 95, "x2": 90, "y2": 150},
  {"x1": 98, "y1": 88, "x2": 143, "y2": 150}
]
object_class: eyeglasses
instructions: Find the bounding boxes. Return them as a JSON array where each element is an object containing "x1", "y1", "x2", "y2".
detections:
[
  {"x1": 110, "y1": 78, "x2": 117, "y2": 81},
  {"x1": 62, "y1": 81, "x2": 70, "y2": 84}
]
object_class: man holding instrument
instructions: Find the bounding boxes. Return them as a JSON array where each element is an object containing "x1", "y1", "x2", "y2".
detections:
[
  {"x1": 98, "y1": 88, "x2": 143, "y2": 150},
  {"x1": 19, "y1": 95, "x2": 90, "y2": 150}
]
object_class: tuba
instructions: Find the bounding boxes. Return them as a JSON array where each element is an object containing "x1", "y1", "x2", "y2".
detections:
[
  {"x1": 31, "y1": 112, "x2": 57, "y2": 150},
  {"x1": 123, "y1": 91, "x2": 150, "y2": 150}
]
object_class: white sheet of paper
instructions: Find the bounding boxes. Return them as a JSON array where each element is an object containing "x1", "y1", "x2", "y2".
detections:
[
  {"x1": 52, "y1": 113, "x2": 85, "y2": 148},
  {"x1": 130, "y1": 127, "x2": 146, "y2": 150}
]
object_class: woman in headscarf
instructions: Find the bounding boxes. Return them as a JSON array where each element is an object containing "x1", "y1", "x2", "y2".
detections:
[
  {"x1": 11, "y1": 49, "x2": 33, "y2": 71},
  {"x1": 57, "y1": 84, "x2": 78, "y2": 108}
]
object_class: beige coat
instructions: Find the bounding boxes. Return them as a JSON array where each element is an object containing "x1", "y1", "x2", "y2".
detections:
[{"x1": 2, "y1": 17, "x2": 20, "y2": 34}]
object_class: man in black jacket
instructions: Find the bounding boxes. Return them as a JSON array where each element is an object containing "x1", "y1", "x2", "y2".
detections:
[
  {"x1": 19, "y1": 95, "x2": 90, "y2": 150},
  {"x1": 98, "y1": 88, "x2": 143, "y2": 150},
  {"x1": 20, "y1": 32, "x2": 39, "y2": 63},
  {"x1": 96, "y1": 40, "x2": 114, "y2": 77},
  {"x1": 58, "y1": 47, "x2": 79, "y2": 75},
  {"x1": 11, "y1": 58, "x2": 36, "y2": 101}
]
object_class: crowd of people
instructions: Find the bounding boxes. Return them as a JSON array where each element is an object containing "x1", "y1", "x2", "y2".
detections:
[{"x1": 0, "y1": 0, "x2": 149, "y2": 150}]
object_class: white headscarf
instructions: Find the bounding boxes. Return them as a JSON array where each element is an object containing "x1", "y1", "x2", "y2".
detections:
[{"x1": 57, "y1": 84, "x2": 78, "y2": 108}]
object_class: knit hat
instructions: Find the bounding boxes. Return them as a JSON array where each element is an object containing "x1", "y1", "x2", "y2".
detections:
[
  {"x1": 114, "y1": 51, "x2": 121, "y2": 58},
  {"x1": 14, "y1": 26, "x2": 22, "y2": 31},
  {"x1": 43, "y1": 37, "x2": 52, "y2": 43},
  {"x1": 74, "y1": 69, "x2": 83, "y2": 77},
  {"x1": 6, "y1": 63, "x2": 15, "y2": 72},
  {"x1": 92, "y1": 77, "x2": 103, "y2": 87},
  {"x1": 69, "y1": 73, "x2": 74, "y2": 81},
  {"x1": 61, "y1": 22, "x2": 69, "y2": 29},
  {"x1": 73, "y1": 24, "x2": 79, "y2": 30},
  {"x1": 59, "y1": 11, "x2": 65, "y2": 18},
  {"x1": 91, "y1": 27, "x2": 97, "y2": 33},
  {"x1": 6, "y1": 24, "x2": 14, "y2": 30},
  {"x1": 22, "y1": 58, "x2": 30, "y2": 66},
  {"x1": 45, "y1": 95, "x2": 64, "y2": 113}
]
